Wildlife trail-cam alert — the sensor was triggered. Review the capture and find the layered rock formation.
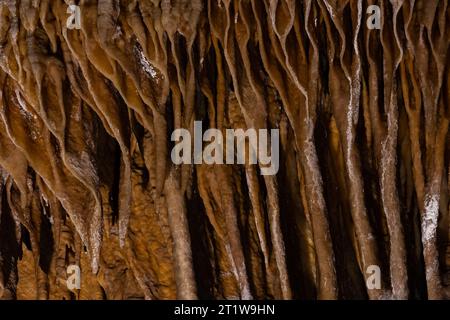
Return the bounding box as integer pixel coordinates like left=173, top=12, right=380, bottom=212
left=0, top=0, right=448, bottom=299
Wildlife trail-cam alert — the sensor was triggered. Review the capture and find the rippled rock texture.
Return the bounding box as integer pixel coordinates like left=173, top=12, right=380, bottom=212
left=0, top=0, right=449, bottom=300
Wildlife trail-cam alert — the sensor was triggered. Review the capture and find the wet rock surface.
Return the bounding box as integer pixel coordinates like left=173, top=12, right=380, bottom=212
left=0, top=0, right=448, bottom=300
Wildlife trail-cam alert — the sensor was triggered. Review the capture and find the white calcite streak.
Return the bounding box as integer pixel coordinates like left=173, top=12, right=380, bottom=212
left=422, top=194, right=439, bottom=245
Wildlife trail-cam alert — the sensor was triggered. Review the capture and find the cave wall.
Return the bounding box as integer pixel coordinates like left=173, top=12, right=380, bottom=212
left=0, top=0, right=449, bottom=300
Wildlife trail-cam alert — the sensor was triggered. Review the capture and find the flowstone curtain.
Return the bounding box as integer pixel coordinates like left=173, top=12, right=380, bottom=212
left=0, top=0, right=448, bottom=300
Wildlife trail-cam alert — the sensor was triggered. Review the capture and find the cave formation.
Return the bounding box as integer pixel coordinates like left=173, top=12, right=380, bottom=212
left=0, top=0, right=448, bottom=300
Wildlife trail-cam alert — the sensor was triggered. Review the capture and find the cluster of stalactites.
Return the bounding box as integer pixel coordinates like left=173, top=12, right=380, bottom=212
left=0, top=0, right=449, bottom=300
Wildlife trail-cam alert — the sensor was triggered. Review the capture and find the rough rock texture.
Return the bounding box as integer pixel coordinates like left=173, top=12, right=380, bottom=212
left=0, top=0, right=448, bottom=300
